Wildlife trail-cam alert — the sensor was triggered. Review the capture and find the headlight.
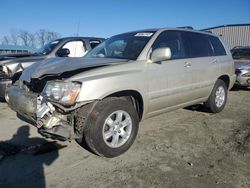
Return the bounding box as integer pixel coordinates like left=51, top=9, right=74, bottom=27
left=242, top=72, right=250, bottom=77
left=43, top=81, right=82, bottom=105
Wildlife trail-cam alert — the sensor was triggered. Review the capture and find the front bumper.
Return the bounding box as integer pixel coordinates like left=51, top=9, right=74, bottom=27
left=0, top=79, right=12, bottom=99
left=235, top=74, right=250, bottom=87
left=6, top=85, right=77, bottom=141
left=6, top=86, right=38, bottom=119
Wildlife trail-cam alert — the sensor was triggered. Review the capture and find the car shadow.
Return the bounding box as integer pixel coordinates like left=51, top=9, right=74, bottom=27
left=184, top=104, right=211, bottom=113
left=75, top=137, right=98, bottom=157
left=230, top=85, right=250, bottom=92
left=0, top=125, right=66, bottom=188
left=0, top=97, right=5, bottom=103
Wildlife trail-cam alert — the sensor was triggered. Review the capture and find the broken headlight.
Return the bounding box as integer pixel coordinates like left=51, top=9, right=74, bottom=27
left=42, top=81, right=82, bottom=105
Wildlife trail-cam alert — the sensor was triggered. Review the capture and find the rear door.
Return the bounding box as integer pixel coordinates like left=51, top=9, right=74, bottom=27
left=183, top=32, right=220, bottom=99
left=147, top=30, right=193, bottom=114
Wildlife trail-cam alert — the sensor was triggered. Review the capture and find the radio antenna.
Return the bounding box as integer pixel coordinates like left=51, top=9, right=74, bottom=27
left=76, top=17, right=80, bottom=37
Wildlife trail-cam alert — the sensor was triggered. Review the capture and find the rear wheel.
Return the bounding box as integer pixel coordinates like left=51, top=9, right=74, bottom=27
left=205, top=79, right=228, bottom=113
left=80, top=97, right=139, bottom=157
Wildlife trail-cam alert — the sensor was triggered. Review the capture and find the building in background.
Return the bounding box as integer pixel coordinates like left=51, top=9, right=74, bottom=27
left=203, top=24, right=250, bottom=50
left=0, top=45, right=35, bottom=54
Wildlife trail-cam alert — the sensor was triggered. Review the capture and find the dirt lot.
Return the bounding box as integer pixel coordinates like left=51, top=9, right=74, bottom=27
left=0, top=88, right=249, bottom=188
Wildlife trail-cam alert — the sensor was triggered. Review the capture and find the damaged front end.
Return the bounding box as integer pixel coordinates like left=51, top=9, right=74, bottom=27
left=6, top=79, right=91, bottom=141
left=36, top=96, right=76, bottom=141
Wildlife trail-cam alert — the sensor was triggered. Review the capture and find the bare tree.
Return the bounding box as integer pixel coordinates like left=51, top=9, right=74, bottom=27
left=1, top=36, right=10, bottom=45
left=28, top=33, right=37, bottom=48
left=1, top=29, right=61, bottom=48
left=36, top=29, right=47, bottom=47
left=18, top=30, right=30, bottom=46
left=36, top=29, right=60, bottom=47
left=10, top=29, right=18, bottom=45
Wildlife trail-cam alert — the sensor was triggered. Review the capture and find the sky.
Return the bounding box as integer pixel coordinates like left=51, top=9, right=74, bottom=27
left=0, top=0, right=250, bottom=39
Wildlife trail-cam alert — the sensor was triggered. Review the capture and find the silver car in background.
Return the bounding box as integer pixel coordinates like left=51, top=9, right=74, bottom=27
left=231, top=46, right=250, bottom=87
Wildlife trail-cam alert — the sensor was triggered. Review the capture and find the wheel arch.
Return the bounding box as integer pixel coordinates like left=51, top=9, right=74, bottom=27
left=105, top=90, right=144, bottom=121
left=218, top=75, right=230, bottom=89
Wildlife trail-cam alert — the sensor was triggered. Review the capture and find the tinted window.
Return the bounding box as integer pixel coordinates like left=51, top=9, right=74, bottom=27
left=232, top=48, right=250, bottom=59
left=209, top=36, right=227, bottom=56
left=152, top=31, right=186, bottom=59
left=184, top=32, right=213, bottom=58
left=90, top=40, right=101, bottom=49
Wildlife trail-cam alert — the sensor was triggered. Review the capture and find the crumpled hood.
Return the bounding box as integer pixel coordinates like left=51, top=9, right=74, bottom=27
left=234, top=60, right=250, bottom=70
left=20, top=57, right=129, bottom=82
left=0, top=53, right=34, bottom=61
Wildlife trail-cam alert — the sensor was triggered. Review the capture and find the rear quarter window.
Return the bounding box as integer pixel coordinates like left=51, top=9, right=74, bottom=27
left=183, top=32, right=213, bottom=58
left=209, top=36, right=227, bottom=56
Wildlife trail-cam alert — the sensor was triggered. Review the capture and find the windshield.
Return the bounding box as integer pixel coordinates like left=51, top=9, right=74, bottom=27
left=232, top=48, right=250, bottom=59
left=35, top=40, right=60, bottom=55
left=85, top=31, right=155, bottom=60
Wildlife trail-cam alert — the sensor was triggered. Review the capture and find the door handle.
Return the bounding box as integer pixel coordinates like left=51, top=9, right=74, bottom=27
left=212, top=59, right=217, bottom=63
left=184, top=62, right=191, bottom=67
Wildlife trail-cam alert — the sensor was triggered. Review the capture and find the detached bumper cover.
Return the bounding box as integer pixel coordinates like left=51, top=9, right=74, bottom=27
left=6, top=86, right=38, bottom=117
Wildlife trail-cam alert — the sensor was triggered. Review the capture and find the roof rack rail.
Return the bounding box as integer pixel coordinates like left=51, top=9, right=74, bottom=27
left=177, top=26, right=194, bottom=30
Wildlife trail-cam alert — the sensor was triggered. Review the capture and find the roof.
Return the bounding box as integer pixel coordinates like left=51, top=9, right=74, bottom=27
left=202, top=23, right=250, bottom=31
left=117, top=27, right=216, bottom=37
left=56, top=36, right=105, bottom=41
left=0, top=45, right=36, bottom=52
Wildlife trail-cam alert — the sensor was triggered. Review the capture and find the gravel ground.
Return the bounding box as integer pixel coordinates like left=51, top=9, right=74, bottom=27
left=0, top=88, right=249, bottom=188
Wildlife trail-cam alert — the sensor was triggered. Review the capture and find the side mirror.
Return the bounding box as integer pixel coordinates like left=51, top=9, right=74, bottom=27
left=151, top=47, right=171, bottom=63
left=57, top=48, right=70, bottom=57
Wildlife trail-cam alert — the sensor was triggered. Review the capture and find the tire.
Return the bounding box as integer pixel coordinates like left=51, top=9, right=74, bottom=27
left=205, top=79, right=228, bottom=113
left=80, top=97, right=139, bottom=158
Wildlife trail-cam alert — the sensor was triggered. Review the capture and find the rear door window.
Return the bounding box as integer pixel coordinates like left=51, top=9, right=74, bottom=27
left=152, top=31, right=187, bottom=60
left=209, top=36, right=227, bottom=56
left=183, top=32, right=213, bottom=58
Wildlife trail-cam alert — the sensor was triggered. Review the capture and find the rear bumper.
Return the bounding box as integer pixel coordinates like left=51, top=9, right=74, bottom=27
left=0, top=79, right=12, bottom=99
left=5, top=86, right=38, bottom=118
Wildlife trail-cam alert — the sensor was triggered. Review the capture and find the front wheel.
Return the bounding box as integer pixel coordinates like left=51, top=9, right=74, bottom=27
left=82, top=97, right=139, bottom=157
left=205, top=79, right=228, bottom=113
